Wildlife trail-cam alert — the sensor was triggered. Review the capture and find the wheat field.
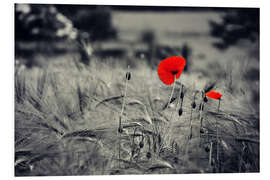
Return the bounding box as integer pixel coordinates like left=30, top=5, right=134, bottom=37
left=14, top=49, right=259, bottom=175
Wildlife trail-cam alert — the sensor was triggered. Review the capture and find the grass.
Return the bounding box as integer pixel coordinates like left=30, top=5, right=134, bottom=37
left=14, top=50, right=259, bottom=176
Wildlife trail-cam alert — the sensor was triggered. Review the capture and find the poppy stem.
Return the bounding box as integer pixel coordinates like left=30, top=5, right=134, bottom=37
left=199, top=103, right=204, bottom=147
left=218, top=99, right=221, bottom=112
left=120, top=66, right=129, bottom=127
left=185, top=106, right=193, bottom=157
left=199, top=91, right=206, bottom=147
left=176, top=83, right=183, bottom=108
left=216, top=99, right=221, bottom=172
left=165, top=75, right=176, bottom=110
left=209, top=141, right=213, bottom=166
left=118, top=65, right=130, bottom=168
left=118, top=136, right=121, bottom=168
left=157, top=76, right=178, bottom=154
left=189, top=91, right=197, bottom=139
left=216, top=117, right=219, bottom=172
left=189, top=107, right=193, bottom=139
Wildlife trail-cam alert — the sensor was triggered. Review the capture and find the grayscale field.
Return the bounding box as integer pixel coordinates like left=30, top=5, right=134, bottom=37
left=15, top=4, right=259, bottom=176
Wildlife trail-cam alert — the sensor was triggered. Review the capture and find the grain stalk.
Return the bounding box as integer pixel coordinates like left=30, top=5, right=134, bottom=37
left=136, top=131, right=144, bottom=163
left=130, top=127, right=138, bottom=162
left=238, top=141, right=247, bottom=172
left=37, top=70, right=47, bottom=99
left=15, top=69, right=26, bottom=104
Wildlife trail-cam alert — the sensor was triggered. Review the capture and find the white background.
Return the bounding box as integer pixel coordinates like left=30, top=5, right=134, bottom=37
left=0, top=0, right=268, bottom=179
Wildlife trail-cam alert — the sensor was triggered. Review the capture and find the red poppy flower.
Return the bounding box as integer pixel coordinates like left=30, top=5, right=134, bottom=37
left=157, top=56, right=186, bottom=85
left=205, top=90, right=222, bottom=100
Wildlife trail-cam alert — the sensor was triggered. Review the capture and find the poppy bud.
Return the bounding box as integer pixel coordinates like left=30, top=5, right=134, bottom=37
left=126, top=72, right=131, bottom=80
left=139, top=141, right=144, bottom=148
left=178, top=108, right=183, bottom=116
left=192, top=102, right=196, bottom=109
left=118, top=127, right=123, bottom=133
left=188, top=133, right=192, bottom=140
left=200, top=128, right=204, bottom=134
left=180, top=92, right=184, bottom=99
left=153, top=142, right=157, bottom=152
left=158, top=134, right=162, bottom=144
left=146, top=152, right=151, bottom=159
left=174, top=157, right=178, bottom=163
left=131, top=149, right=135, bottom=156
left=205, top=146, right=210, bottom=152
left=110, top=169, right=120, bottom=175
left=199, top=103, right=204, bottom=111
left=203, top=96, right=208, bottom=102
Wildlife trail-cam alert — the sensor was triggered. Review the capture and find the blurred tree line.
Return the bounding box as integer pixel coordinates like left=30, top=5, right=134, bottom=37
left=209, top=8, right=259, bottom=50
left=16, top=5, right=259, bottom=48
left=15, top=4, right=117, bottom=42
left=55, top=5, right=117, bottom=42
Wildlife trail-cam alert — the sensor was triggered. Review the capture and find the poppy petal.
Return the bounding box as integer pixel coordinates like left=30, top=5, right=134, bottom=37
left=157, top=56, right=186, bottom=85
left=158, top=69, right=175, bottom=85
left=205, top=90, right=222, bottom=100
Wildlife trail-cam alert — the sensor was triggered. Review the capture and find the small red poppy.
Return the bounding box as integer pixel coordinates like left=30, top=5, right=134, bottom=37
left=157, top=56, right=186, bottom=85
left=205, top=90, right=222, bottom=100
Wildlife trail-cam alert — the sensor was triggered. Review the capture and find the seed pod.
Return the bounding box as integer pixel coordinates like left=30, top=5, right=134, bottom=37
left=192, top=102, right=196, bottom=109
left=110, top=169, right=121, bottom=175
left=203, top=96, right=208, bottom=102
left=200, top=128, right=204, bottom=134
left=126, top=72, right=131, bottom=80
left=180, top=92, right=184, bottom=99
left=205, top=146, right=210, bottom=152
left=189, top=133, right=192, bottom=140
left=178, top=108, right=183, bottom=116
left=118, top=127, right=123, bottom=133
left=153, top=141, right=157, bottom=153
left=146, top=152, right=151, bottom=159
left=199, top=103, right=204, bottom=111
left=131, top=148, right=135, bottom=157
left=139, top=141, right=144, bottom=148
left=158, top=134, right=162, bottom=145
left=174, top=157, right=178, bottom=164
left=188, top=129, right=193, bottom=140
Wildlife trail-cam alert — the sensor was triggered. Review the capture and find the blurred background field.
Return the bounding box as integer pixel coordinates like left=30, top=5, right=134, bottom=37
left=14, top=4, right=259, bottom=176
left=15, top=5, right=259, bottom=91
